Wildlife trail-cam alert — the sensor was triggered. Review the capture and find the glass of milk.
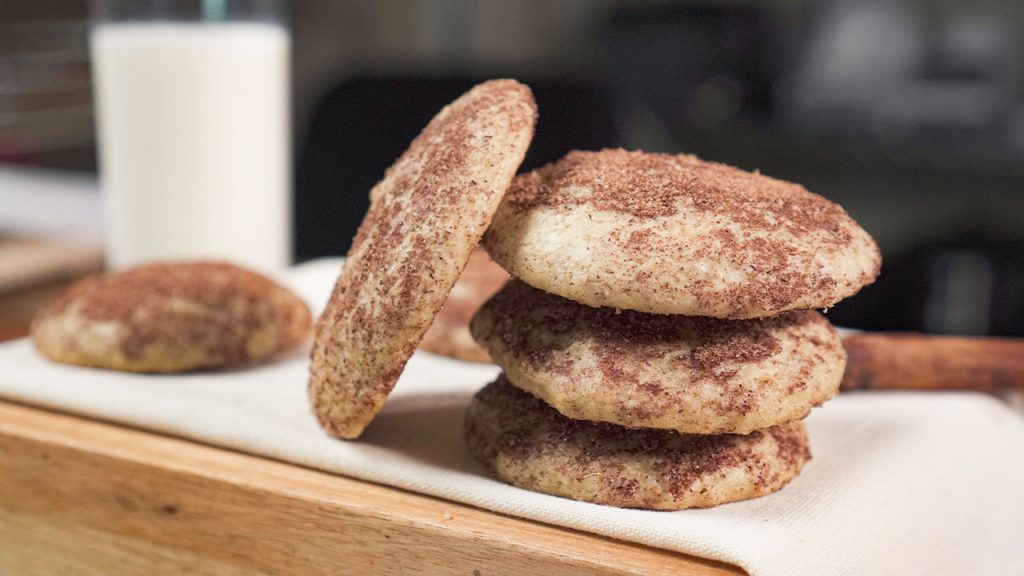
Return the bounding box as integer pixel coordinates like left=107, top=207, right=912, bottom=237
left=91, top=0, right=290, bottom=271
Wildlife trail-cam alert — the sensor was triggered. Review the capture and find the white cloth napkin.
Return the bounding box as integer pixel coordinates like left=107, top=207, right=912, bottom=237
left=1, top=258, right=1022, bottom=576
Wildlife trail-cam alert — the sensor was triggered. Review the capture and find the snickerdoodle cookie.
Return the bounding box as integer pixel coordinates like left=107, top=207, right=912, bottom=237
left=471, top=280, right=844, bottom=434
left=483, top=149, right=880, bottom=319
left=419, top=247, right=509, bottom=363
left=465, top=377, right=811, bottom=510
left=310, top=79, right=536, bottom=439
left=31, top=261, right=311, bottom=373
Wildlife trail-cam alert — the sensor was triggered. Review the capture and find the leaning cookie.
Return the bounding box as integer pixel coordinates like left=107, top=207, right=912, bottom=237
left=419, top=248, right=509, bottom=363
left=309, top=79, right=536, bottom=439
left=31, top=261, right=312, bottom=373
left=471, top=280, right=844, bottom=435
left=465, top=377, right=811, bottom=510
left=484, top=149, right=881, bottom=319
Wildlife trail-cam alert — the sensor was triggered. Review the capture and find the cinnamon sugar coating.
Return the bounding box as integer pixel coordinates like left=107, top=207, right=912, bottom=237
left=465, top=377, right=811, bottom=510
left=419, top=247, right=509, bottom=363
left=31, top=261, right=311, bottom=373
left=483, top=149, right=881, bottom=318
left=309, top=79, right=536, bottom=439
left=471, top=280, right=844, bottom=434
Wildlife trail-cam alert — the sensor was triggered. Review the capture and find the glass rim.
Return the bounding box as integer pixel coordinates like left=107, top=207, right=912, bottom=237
left=89, top=0, right=287, bottom=24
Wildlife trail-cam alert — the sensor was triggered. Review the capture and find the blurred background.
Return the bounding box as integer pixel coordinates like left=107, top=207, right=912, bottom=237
left=2, top=0, right=1023, bottom=337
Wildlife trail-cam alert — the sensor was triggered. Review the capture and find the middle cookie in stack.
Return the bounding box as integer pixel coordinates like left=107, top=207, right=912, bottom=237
left=465, top=149, right=881, bottom=510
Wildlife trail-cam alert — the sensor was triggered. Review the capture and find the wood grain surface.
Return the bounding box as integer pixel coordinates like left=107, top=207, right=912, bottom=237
left=0, top=400, right=743, bottom=576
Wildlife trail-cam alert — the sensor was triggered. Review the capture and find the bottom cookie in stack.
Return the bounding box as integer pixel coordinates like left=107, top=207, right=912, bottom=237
left=465, top=280, right=845, bottom=510
left=466, top=377, right=811, bottom=510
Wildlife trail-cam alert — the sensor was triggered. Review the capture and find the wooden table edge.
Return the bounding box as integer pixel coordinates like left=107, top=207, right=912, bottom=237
left=0, top=399, right=744, bottom=576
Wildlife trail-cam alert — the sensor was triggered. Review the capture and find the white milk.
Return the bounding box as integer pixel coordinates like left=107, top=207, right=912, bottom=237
left=91, top=23, right=290, bottom=271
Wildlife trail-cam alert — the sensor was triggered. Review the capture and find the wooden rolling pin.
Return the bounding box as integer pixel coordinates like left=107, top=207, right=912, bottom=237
left=841, top=333, right=1024, bottom=392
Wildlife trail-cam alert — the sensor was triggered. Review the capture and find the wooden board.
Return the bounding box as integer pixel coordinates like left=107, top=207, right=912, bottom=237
left=0, top=400, right=744, bottom=576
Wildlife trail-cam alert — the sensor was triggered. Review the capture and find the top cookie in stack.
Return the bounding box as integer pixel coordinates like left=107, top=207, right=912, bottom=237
left=484, top=149, right=879, bottom=319
left=465, top=148, right=880, bottom=510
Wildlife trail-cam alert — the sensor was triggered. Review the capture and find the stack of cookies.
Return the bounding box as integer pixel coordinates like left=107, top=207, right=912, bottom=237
left=464, top=149, right=881, bottom=510
left=307, top=80, right=879, bottom=511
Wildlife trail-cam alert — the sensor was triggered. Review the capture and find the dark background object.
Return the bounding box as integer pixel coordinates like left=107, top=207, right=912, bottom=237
left=295, top=77, right=618, bottom=257
left=831, top=236, right=1024, bottom=337
left=606, top=4, right=777, bottom=135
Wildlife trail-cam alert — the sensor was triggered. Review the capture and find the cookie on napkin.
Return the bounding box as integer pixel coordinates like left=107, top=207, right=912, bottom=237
left=419, top=247, right=509, bottom=363
left=309, top=79, right=536, bottom=439
left=31, top=261, right=312, bottom=373
left=466, top=376, right=811, bottom=510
